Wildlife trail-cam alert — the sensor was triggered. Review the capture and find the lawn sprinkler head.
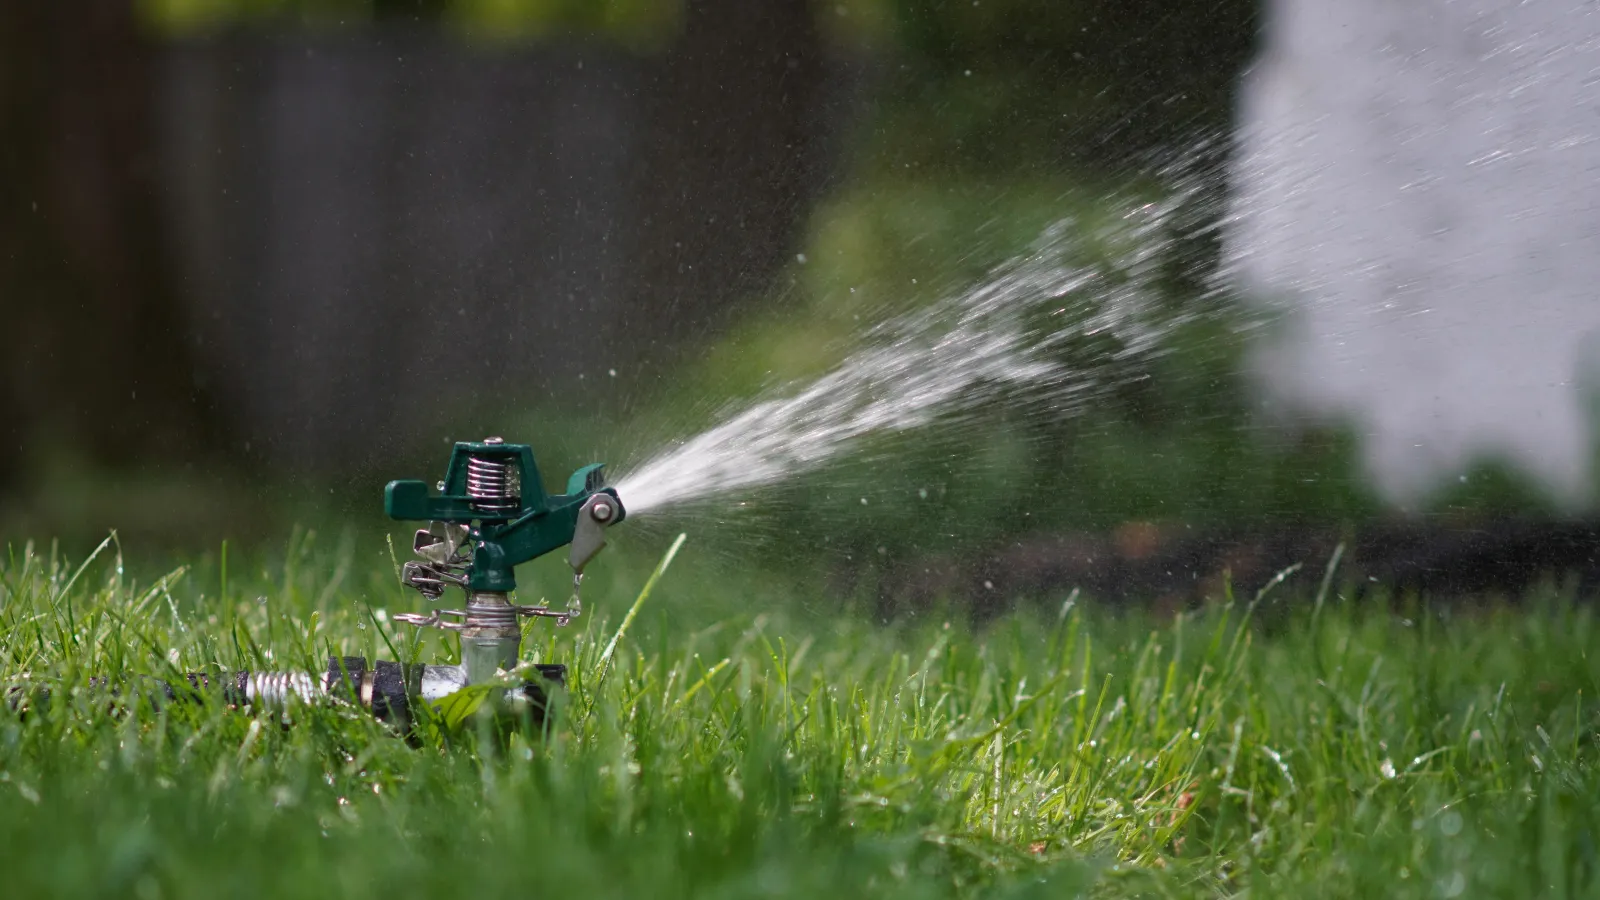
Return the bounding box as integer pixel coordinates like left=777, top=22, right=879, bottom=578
left=12, top=437, right=627, bottom=737
left=383, top=436, right=626, bottom=683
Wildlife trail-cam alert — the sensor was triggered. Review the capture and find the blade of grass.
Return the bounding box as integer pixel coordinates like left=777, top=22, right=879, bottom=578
left=596, top=533, right=687, bottom=687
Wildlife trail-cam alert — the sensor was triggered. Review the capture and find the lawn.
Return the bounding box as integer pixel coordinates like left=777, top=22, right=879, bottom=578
left=1, top=530, right=1597, bottom=899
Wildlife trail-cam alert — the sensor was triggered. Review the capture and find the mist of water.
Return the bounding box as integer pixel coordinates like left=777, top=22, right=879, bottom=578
left=614, top=180, right=1216, bottom=517
left=1227, top=0, right=1600, bottom=503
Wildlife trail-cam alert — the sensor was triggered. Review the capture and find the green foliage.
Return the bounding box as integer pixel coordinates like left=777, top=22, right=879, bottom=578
left=4, top=536, right=1600, bottom=897
left=138, top=0, right=682, bottom=45
left=844, top=0, right=1255, bottom=175
left=443, top=0, right=681, bottom=47
left=140, top=0, right=375, bottom=32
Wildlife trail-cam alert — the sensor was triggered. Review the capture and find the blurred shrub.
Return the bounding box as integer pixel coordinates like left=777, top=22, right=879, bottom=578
left=139, top=0, right=682, bottom=46
left=840, top=0, right=1255, bottom=175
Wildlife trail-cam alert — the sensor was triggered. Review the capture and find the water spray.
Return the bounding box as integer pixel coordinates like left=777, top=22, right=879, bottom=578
left=14, top=437, right=626, bottom=734
left=614, top=198, right=1198, bottom=518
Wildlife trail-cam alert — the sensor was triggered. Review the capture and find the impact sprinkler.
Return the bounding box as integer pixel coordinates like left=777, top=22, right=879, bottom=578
left=374, top=436, right=626, bottom=706
left=13, top=437, right=626, bottom=734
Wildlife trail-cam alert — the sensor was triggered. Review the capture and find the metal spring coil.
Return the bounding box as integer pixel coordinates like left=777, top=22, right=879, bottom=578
left=245, top=671, right=322, bottom=706
left=465, top=454, right=519, bottom=515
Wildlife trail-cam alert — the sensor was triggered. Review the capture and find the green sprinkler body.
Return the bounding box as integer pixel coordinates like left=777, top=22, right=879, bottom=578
left=384, top=437, right=624, bottom=595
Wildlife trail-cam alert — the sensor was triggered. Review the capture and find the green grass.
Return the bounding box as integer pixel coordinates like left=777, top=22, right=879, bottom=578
left=2, top=531, right=1599, bottom=899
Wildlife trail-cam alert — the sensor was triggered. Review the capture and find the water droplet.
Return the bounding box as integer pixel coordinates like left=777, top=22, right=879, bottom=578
left=1440, top=810, right=1463, bottom=836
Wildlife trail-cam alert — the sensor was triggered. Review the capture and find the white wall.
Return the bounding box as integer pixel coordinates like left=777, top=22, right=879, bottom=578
left=1228, top=0, right=1600, bottom=505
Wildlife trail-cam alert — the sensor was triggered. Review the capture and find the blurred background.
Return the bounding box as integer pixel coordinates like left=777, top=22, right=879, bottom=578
left=6, top=0, right=1600, bottom=604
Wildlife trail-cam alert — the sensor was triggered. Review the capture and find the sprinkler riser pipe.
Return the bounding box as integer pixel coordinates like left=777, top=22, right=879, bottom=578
left=457, top=591, right=523, bottom=684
